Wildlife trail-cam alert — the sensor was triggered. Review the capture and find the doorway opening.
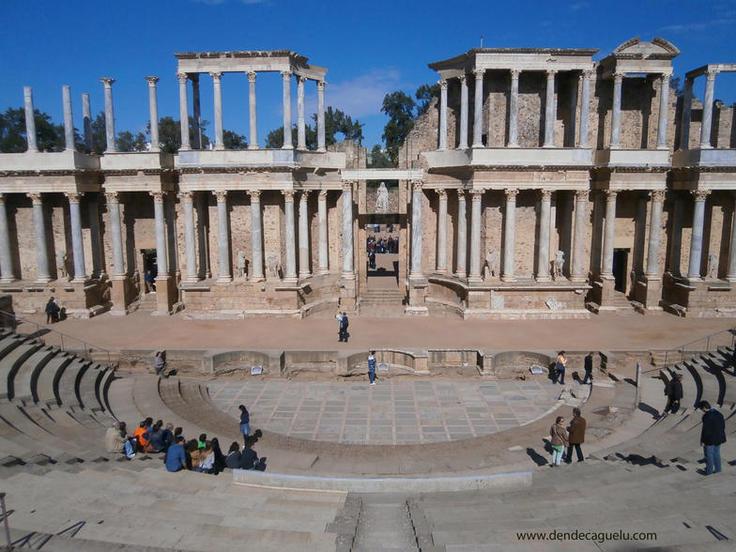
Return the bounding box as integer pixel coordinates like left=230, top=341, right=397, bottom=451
left=612, top=248, right=629, bottom=293
left=365, top=219, right=399, bottom=289
left=141, top=249, right=157, bottom=293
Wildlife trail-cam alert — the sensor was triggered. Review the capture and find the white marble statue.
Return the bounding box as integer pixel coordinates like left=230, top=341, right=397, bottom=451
left=266, top=255, right=282, bottom=279
left=236, top=250, right=247, bottom=279
left=375, top=182, right=389, bottom=213
left=553, top=250, right=565, bottom=280
left=707, top=253, right=718, bottom=279
left=56, top=251, right=68, bottom=280
left=484, top=249, right=499, bottom=279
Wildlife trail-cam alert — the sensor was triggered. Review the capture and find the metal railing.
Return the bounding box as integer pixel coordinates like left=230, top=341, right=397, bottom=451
left=0, top=309, right=115, bottom=366
left=652, top=327, right=736, bottom=372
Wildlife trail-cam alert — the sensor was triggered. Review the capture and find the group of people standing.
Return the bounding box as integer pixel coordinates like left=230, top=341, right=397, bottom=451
left=548, top=407, right=587, bottom=466
left=551, top=351, right=595, bottom=385
left=44, top=296, right=62, bottom=324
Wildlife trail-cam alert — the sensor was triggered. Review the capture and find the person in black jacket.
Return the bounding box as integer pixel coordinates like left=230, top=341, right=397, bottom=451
left=339, top=312, right=349, bottom=343
left=699, top=400, right=726, bottom=475
left=582, top=352, right=594, bottom=384
left=666, top=374, right=684, bottom=414
left=225, top=441, right=242, bottom=470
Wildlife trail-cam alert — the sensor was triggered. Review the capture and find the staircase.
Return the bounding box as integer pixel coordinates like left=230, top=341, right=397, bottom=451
left=133, top=292, right=156, bottom=314
left=358, top=288, right=405, bottom=317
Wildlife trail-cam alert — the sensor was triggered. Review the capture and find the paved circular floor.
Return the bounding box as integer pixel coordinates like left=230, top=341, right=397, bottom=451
left=207, top=377, right=568, bottom=445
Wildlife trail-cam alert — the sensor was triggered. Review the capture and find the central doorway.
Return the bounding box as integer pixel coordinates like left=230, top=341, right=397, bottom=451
left=365, top=219, right=400, bottom=289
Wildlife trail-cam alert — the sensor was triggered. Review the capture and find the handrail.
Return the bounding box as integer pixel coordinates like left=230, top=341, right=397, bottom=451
left=0, top=309, right=115, bottom=367
left=656, top=326, right=736, bottom=372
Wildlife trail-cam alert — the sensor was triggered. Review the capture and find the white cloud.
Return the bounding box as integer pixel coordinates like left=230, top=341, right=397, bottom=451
left=659, top=18, right=736, bottom=34
left=323, top=68, right=404, bottom=119
left=569, top=1, right=589, bottom=11
left=191, top=0, right=269, bottom=5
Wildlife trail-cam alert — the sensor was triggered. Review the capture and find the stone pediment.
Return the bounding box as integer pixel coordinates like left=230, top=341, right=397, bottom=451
left=611, top=37, right=679, bottom=60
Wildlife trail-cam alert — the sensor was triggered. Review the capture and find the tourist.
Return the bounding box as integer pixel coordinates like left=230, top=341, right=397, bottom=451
left=45, top=296, right=60, bottom=324
left=335, top=311, right=344, bottom=340
left=164, top=436, right=187, bottom=472
left=582, top=352, right=594, bottom=384
left=161, top=423, right=174, bottom=451
left=699, top=400, right=726, bottom=475
left=368, top=350, right=377, bottom=385
left=144, top=270, right=156, bottom=293
left=194, top=443, right=215, bottom=474
left=174, top=426, right=184, bottom=442
left=210, top=437, right=226, bottom=474
left=554, top=351, right=567, bottom=385
left=133, top=420, right=150, bottom=452
left=153, top=351, right=166, bottom=377
left=665, top=373, right=684, bottom=414
left=239, top=440, right=265, bottom=471
left=225, top=441, right=242, bottom=469
left=185, top=439, right=198, bottom=471
left=197, top=433, right=207, bottom=450
left=147, top=420, right=166, bottom=453
left=549, top=416, right=568, bottom=467
left=339, top=312, right=349, bottom=343
left=105, top=421, right=127, bottom=454
left=239, top=404, right=250, bottom=445
left=565, top=407, right=586, bottom=463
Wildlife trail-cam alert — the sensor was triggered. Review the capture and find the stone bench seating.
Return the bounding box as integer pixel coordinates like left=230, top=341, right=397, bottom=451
left=0, top=337, right=43, bottom=399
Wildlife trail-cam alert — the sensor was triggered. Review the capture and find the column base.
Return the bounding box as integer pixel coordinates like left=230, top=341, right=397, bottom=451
left=248, top=145, right=260, bottom=150
left=455, top=271, right=467, bottom=279
left=637, top=276, right=663, bottom=310
left=535, top=275, right=551, bottom=283
left=298, top=272, right=311, bottom=279
left=216, top=276, right=233, bottom=285
left=110, top=277, right=131, bottom=315
left=0, top=278, right=16, bottom=284
left=570, top=274, right=587, bottom=283
left=71, top=277, right=88, bottom=284
left=154, top=275, right=175, bottom=316
left=249, top=275, right=265, bottom=283
left=468, top=275, right=483, bottom=284
left=318, top=268, right=330, bottom=275
left=282, top=277, right=298, bottom=286
left=35, top=278, right=52, bottom=284
left=282, top=145, right=294, bottom=150
left=214, top=145, right=225, bottom=151
left=507, top=142, right=520, bottom=148
left=317, top=147, right=326, bottom=153
left=501, top=275, right=516, bottom=283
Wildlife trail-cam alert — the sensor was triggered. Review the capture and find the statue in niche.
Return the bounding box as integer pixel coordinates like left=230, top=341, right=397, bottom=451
left=266, top=255, right=282, bottom=279
left=375, top=182, right=390, bottom=214
left=707, top=253, right=718, bottom=280
left=484, top=249, right=499, bottom=279
left=553, top=250, right=565, bottom=280
left=236, top=250, right=247, bottom=279
left=56, top=251, right=68, bottom=280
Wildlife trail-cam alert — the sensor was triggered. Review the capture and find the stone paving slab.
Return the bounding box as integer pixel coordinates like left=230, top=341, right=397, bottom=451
left=208, top=378, right=562, bottom=445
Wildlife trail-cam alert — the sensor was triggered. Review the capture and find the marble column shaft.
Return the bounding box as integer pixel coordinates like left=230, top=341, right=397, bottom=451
left=436, top=189, right=448, bottom=272
left=82, top=93, right=93, bottom=152
left=610, top=73, right=623, bottom=148
left=23, top=86, right=38, bottom=152
left=248, top=72, right=258, bottom=149
left=318, top=190, right=329, bottom=274
left=101, top=78, right=116, bottom=153
left=284, top=191, right=297, bottom=279
left=29, top=194, right=50, bottom=282
left=700, top=71, right=718, bottom=148
left=177, top=74, right=191, bottom=151
left=410, top=182, right=424, bottom=277
left=191, top=75, right=202, bottom=150
left=680, top=78, right=693, bottom=150
left=472, top=70, right=484, bottom=147
left=579, top=71, right=591, bottom=148
left=502, top=189, right=518, bottom=281
left=62, top=85, right=75, bottom=151
left=146, top=76, right=160, bottom=151
left=67, top=193, right=87, bottom=281
left=456, top=190, right=467, bottom=277
left=0, top=195, right=15, bottom=282
left=537, top=190, right=552, bottom=281
left=727, top=194, right=736, bottom=281
left=656, top=74, right=670, bottom=149
left=508, top=70, right=520, bottom=147
left=249, top=191, right=264, bottom=281
left=601, top=191, right=617, bottom=277
left=215, top=191, right=231, bottom=282
left=107, top=193, right=125, bottom=277
left=317, top=80, right=326, bottom=152
left=341, top=183, right=354, bottom=277
left=298, top=191, right=310, bottom=278
left=438, top=80, right=448, bottom=150
left=543, top=70, right=556, bottom=147
left=152, top=192, right=169, bottom=277
left=645, top=191, right=665, bottom=277
left=571, top=191, right=589, bottom=281
left=181, top=192, right=197, bottom=282
left=688, top=191, right=708, bottom=279
left=297, top=77, right=306, bottom=150
left=469, top=190, right=483, bottom=281
left=211, top=72, right=224, bottom=150
left=458, top=75, right=469, bottom=149
left=282, top=72, right=293, bottom=149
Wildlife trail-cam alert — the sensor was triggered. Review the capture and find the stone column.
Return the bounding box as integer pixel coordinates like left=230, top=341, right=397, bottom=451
left=610, top=72, right=624, bottom=148
left=248, top=72, right=258, bottom=149
left=23, top=86, right=38, bottom=152
left=688, top=190, right=709, bottom=280
left=297, top=76, right=306, bottom=150
left=579, top=71, right=591, bottom=148
left=668, top=195, right=683, bottom=275
left=101, top=77, right=116, bottom=153
left=410, top=181, right=424, bottom=277
left=62, top=85, right=75, bottom=151
left=469, top=189, right=483, bottom=282
left=66, top=193, right=87, bottom=282
left=189, top=75, right=201, bottom=149
left=106, top=193, right=125, bottom=277
left=656, top=73, right=670, bottom=149
left=214, top=191, right=231, bottom=283
left=472, top=69, right=485, bottom=148
left=438, top=79, right=448, bottom=150
left=177, top=73, right=191, bottom=151
left=543, top=70, right=557, bottom=147
left=181, top=192, right=197, bottom=282
left=679, top=78, right=693, bottom=150
left=28, top=193, right=50, bottom=283
left=298, top=190, right=310, bottom=278
left=341, top=182, right=354, bottom=277
left=508, top=69, right=520, bottom=147
left=456, top=190, right=467, bottom=277
left=601, top=190, right=618, bottom=277
left=282, top=71, right=293, bottom=149
left=318, top=190, right=329, bottom=274
left=700, top=70, right=718, bottom=149
left=537, top=190, right=552, bottom=281
left=151, top=192, right=169, bottom=278
left=211, top=72, right=224, bottom=150
left=645, top=190, right=665, bottom=277
left=145, top=76, right=160, bottom=151
left=727, top=194, right=736, bottom=282
left=82, top=93, right=93, bottom=152
left=502, top=189, right=518, bottom=281
left=283, top=191, right=297, bottom=280
left=248, top=190, right=264, bottom=281
left=436, top=189, right=448, bottom=273
left=571, top=190, right=589, bottom=282
left=317, top=80, right=326, bottom=152
left=0, top=195, right=15, bottom=282
left=459, top=75, right=469, bottom=149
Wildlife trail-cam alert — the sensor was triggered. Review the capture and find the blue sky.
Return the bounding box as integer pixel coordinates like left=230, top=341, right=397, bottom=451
left=1, top=0, right=735, bottom=148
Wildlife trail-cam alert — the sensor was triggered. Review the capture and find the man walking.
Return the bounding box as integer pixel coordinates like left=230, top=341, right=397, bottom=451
left=339, top=312, right=349, bottom=343
left=45, top=296, right=60, bottom=324
left=699, top=400, right=726, bottom=475
left=565, top=407, right=586, bottom=463
left=368, top=350, right=377, bottom=385
left=582, top=352, right=594, bottom=384
left=666, top=373, right=684, bottom=414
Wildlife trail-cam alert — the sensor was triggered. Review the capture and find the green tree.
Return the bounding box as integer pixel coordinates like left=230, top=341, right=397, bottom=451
left=223, top=129, right=247, bottom=150
left=0, top=107, right=65, bottom=153
left=367, top=145, right=393, bottom=168
left=381, top=91, right=416, bottom=165
left=265, top=107, right=364, bottom=149
left=415, top=83, right=440, bottom=114
left=116, top=130, right=147, bottom=152
left=152, top=116, right=210, bottom=154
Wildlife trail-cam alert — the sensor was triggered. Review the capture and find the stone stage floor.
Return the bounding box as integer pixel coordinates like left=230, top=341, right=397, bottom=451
left=207, top=377, right=571, bottom=445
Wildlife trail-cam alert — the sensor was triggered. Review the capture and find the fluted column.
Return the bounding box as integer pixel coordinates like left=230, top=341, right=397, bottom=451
left=571, top=190, right=589, bottom=282
left=318, top=190, right=329, bottom=274
left=106, top=193, right=125, bottom=277
left=679, top=78, right=693, bottom=150
left=688, top=190, right=709, bottom=280
left=508, top=69, right=520, bottom=147
left=502, top=189, right=518, bottom=281
left=211, top=72, right=224, bottom=150
left=214, top=191, right=231, bottom=283
left=727, top=193, right=736, bottom=282
left=297, top=76, right=306, bottom=150
left=145, top=76, right=160, bottom=151
left=700, top=70, right=718, bottom=149
left=601, top=190, right=618, bottom=277
left=28, top=193, right=50, bottom=283
left=645, top=190, right=665, bottom=277
left=101, top=77, right=116, bottom=153
left=248, top=190, right=264, bottom=281
left=317, top=80, right=326, bottom=152
left=281, top=71, right=292, bottom=149
left=469, top=189, right=483, bottom=282
left=436, top=189, right=448, bottom=273
left=341, top=182, right=354, bottom=277
left=298, top=190, right=310, bottom=278
left=656, top=74, right=670, bottom=150
left=181, top=192, right=197, bottom=282
left=248, top=72, right=258, bottom=149
left=151, top=192, right=169, bottom=278
left=66, top=193, right=87, bottom=282
left=459, top=75, right=469, bottom=149
left=536, top=190, right=552, bottom=281
left=82, top=93, right=92, bottom=152
left=23, top=87, right=38, bottom=152
left=283, top=191, right=297, bottom=280
left=543, top=70, right=557, bottom=147
left=579, top=71, right=591, bottom=148
left=0, top=195, right=15, bottom=282
left=177, top=73, right=191, bottom=151
left=456, top=190, right=467, bottom=277
left=610, top=72, right=623, bottom=148
left=190, top=75, right=202, bottom=149
left=472, top=69, right=485, bottom=148
left=438, top=79, right=448, bottom=150
left=62, top=85, right=75, bottom=151
left=410, top=181, right=424, bottom=277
